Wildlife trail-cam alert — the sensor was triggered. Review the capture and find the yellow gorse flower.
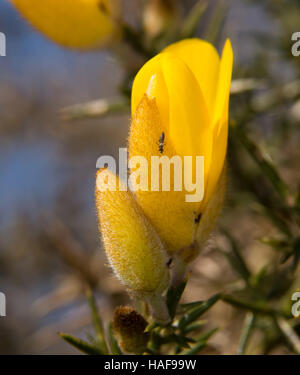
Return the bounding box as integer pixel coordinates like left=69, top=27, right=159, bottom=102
left=95, top=38, right=232, bottom=317
left=11, top=0, right=121, bottom=49
left=129, top=38, right=233, bottom=256
left=95, top=169, right=170, bottom=303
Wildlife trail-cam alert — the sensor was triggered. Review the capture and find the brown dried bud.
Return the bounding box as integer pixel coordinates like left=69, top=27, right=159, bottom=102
left=113, top=306, right=150, bottom=354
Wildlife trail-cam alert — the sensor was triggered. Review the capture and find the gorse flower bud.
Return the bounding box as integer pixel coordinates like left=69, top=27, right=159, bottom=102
left=129, top=38, right=233, bottom=258
left=113, top=306, right=149, bottom=354
left=129, top=95, right=197, bottom=253
left=95, top=168, right=170, bottom=302
left=11, top=0, right=121, bottom=49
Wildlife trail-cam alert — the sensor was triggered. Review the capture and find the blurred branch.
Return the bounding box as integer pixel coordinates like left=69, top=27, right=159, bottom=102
left=43, top=215, right=99, bottom=287
left=275, top=317, right=300, bottom=354
left=60, top=97, right=129, bottom=121
left=122, top=23, right=153, bottom=58
left=230, top=79, right=265, bottom=95
left=290, top=98, right=300, bottom=122
left=218, top=229, right=252, bottom=284
left=31, top=277, right=82, bottom=317
left=252, top=80, right=300, bottom=112
left=234, top=126, right=289, bottom=201
left=204, top=0, right=228, bottom=45
left=179, top=1, right=207, bottom=39
left=229, top=128, right=293, bottom=236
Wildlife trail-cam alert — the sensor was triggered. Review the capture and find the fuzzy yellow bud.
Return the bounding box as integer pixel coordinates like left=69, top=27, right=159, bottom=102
left=113, top=306, right=149, bottom=354
left=130, top=38, right=233, bottom=258
left=10, top=0, right=121, bottom=49
left=129, top=95, right=196, bottom=253
left=95, top=168, right=170, bottom=318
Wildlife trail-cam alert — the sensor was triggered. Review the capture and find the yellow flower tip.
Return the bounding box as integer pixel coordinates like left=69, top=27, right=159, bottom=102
left=146, top=74, right=158, bottom=99
left=213, top=38, right=233, bottom=127
left=95, top=168, right=170, bottom=299
left=224, top=38, right=233, bottom=59
left=11, top=0, right=122, bottom=49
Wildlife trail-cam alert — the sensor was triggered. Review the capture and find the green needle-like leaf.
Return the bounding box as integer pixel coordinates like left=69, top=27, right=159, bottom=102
left=87, top=289, right=109, bottom=354
left=178, top=294, right=220, bottom=329
left=183, top=321, right=206, bottom=334
left=167, top=278, right=188, bottom=320
left=107, top=322, right=123, bottom=355
left=181, top=341, right=206, bottom=355
left=237, top=313, right=255, bottom=355
left=180, top=301, right=205, bottom=311
left=196, top=328, right=218, bottom=342
left=180, top=328, right=218, bottom=355
left=59, top=333, right=104, bottom=355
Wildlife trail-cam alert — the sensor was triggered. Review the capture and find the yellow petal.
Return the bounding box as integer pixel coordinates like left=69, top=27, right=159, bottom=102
left=129, top=95, right=199, bottom=253
left=11, top=0, right=121, bottom=49
left=203, top=117, right=228, bottom=206
left=203, top=39, right=232, bottom=205
left=132, top=52, right=211, bottom=161
left=95, top=168, right=169, bottom=297
left=161, top=53, right=211, bottom=159
left=213, top=39, right=233, bottom=127
left=163, top=38, right=220, bottom=114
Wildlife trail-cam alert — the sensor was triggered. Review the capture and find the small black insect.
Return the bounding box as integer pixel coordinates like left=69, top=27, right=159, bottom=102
left=158, top=132, right=165, bottom=154
left=194, top=213, right=202, bottom=224
left=166, top=258, right=173, bottom=268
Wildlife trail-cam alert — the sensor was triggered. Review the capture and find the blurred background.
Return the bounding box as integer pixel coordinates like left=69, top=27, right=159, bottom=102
left=0, top=0, right=299, bottom=354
